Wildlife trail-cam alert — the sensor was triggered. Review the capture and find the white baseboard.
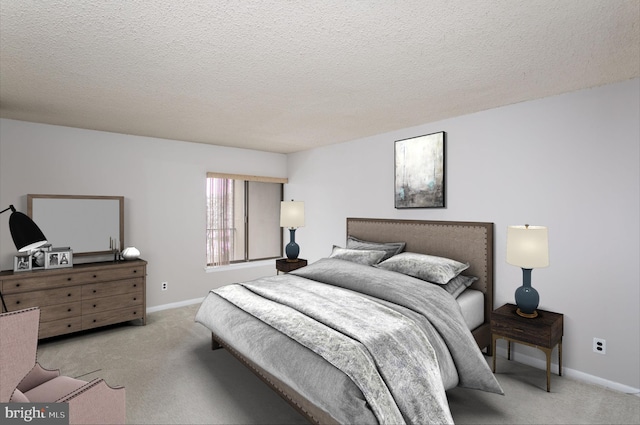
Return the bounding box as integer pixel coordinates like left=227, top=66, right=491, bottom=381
left=146, top=297, right=204, bottom=314
left=496, top=346, right=640, bottom=396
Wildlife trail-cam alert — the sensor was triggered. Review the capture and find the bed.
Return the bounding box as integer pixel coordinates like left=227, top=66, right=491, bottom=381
left=195, top=218, right=502, bottom=424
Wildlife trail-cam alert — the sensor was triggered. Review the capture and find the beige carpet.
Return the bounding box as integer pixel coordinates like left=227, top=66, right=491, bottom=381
left=35, top=304, right=640, bottom=424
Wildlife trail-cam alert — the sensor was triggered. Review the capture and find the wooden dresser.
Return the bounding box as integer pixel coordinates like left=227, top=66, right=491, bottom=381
left=0, top=259, right=146, bottom=339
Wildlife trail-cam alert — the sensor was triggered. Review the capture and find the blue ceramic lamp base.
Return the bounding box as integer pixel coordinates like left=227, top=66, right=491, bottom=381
left=285, top=228, right=300, bottom=262
left=515, top=268, right=539, bottom=318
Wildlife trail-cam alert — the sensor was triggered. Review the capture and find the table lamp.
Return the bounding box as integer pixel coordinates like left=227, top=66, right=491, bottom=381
left=280, top=200, right=304, bottom=261
left=1, top=205, right=49, bottom=311
left=506, top=224, right=549, bottom=318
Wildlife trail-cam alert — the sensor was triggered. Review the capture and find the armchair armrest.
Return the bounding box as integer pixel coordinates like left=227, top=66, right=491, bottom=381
left=16, top=363, right=60, bottom=393
left=58, top=379, right=126, bottom=425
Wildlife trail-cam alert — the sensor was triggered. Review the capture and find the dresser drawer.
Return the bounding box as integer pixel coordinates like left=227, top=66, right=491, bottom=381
left=70, top=266, right=145, bottom=286
left=39, top=316, right=83, bottom=339
left=82, top=278, right=144, bottom=299
left=82, top=306, right=144, bottom=330
left=1, top=265, right=145, bottom=293
left=3, top=286, right=82, bottom=310
left=40, top=301, right=82, bottom=322
left=2, top=272, right=78, bottom=293
left=82, top=290, right=143, bottom=314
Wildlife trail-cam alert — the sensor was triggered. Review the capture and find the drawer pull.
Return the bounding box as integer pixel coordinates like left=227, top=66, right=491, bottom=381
left=67, top=324, right=71, bottom=328
left=93, top=289, right=97, bottom=293
left=133, top=284, right=137, bottom=287
left=16, top=300, right=20, bottom=304
left=67, top=277, right=72, bottom=281
left=93, top=319, right=97, bottom=323
left=133, top=297, right=137, bottom=301
left=93, top=304, right=97, bottom=308
left=133, top=270, right=137, bottom=274
left=68, top=293, right=72, bottom=297
left=67, top=308, right=71, bottom=312
left=15, top=283, right=20, bottom=288
left=133, top=311, right=137, bottom=315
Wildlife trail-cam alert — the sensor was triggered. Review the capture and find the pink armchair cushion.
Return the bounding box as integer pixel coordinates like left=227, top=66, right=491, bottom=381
left=24, top=376, right=87, bottom=403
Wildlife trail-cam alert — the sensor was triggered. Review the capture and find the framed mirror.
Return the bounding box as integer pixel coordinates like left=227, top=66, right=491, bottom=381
left=28, top=194, right=124, bottom=257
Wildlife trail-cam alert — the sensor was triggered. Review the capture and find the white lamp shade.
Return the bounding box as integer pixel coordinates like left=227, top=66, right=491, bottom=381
left=280, top=201, right=305, bottom=228
left=506, top=225, right=549, bottom=268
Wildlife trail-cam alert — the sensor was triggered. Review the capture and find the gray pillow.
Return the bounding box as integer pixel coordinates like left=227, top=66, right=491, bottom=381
left=329, top=246, right=386, bottom=266
left=346, top=236, right=406, bottom=261
left=442, top=274, right=478, bottom=298
left=376, top=252, right=469, bottom=284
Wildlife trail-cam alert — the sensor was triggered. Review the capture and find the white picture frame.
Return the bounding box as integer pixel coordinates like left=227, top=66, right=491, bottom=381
left=45, top=249, right=73, bottom=269
left=13, top=253, right=32, bottom=272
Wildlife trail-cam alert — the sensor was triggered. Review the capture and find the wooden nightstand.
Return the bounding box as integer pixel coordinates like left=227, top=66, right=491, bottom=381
left=275, top=258, right=307, bottom=274
left=491, top=303, right=563, bottom=392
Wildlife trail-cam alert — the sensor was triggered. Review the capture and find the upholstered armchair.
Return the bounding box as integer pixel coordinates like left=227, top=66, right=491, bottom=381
left=0, top=307, right=125, bottom=424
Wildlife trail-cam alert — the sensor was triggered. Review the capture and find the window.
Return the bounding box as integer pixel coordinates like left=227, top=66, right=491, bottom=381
left=206, top=173, right=287, bottom=266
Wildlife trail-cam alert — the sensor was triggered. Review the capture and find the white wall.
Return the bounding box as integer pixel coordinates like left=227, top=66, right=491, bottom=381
left=0, top=120, right=288, bottom=308
left=286, top=79, right=640, bottom=390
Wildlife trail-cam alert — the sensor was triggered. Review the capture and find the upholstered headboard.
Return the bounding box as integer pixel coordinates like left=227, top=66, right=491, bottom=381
left=346, top=218, right=494, bottom=325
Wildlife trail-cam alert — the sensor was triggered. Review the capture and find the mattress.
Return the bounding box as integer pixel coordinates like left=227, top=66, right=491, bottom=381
left=457, top=288, right=484, bottom=330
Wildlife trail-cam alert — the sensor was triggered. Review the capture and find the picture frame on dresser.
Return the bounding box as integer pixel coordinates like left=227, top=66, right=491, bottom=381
left=13, top=253, right=32, bottom=272
left=45, top=249, right=73, bottom=269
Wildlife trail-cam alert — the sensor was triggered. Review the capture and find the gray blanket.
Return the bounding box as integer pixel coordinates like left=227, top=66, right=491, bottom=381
left=209, top=258, right=502, bottom=424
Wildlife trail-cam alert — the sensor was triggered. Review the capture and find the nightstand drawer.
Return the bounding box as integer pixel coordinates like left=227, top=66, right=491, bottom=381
left=275, top=258, right=307, bottom=273
left=491, top=303, right=563, bottom=348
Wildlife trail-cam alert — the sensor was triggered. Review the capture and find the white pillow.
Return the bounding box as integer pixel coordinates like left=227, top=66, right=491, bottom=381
left=329, top=246, right=386, bottom=265
left=376, top=252, right=469, bottom=284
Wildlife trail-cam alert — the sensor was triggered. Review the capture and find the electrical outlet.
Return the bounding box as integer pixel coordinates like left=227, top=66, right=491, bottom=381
left=593, top=337, right=606, bottom=354
left=161, top=282, right=168, bottom=291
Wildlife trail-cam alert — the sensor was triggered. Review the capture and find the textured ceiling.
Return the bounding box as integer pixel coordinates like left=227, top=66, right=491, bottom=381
left=1, top=1, right=638, bottom=154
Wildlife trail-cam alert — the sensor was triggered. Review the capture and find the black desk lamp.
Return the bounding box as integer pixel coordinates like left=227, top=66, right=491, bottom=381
left=0, top=205, right=48, bottom=311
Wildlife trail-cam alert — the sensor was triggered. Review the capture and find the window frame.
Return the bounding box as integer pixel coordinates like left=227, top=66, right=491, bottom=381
left=206, top=172, right=288, bottom=267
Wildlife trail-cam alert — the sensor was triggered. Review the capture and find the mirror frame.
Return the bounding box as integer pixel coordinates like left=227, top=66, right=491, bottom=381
left=27, top=194, right=124, bottom=257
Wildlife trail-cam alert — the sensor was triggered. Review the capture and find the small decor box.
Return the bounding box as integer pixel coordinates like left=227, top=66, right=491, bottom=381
left=45, top=248, right=73, bottom=269
left=13, top=253, right=32, bottom=272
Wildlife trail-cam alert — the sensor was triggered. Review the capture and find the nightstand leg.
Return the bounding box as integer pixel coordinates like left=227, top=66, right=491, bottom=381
left=491, top=334, right=497, bottom=372
left=545, top=348, right=552, bottom=392
left=507, top=340, right=511, bottom=360
left=558, top=338, right=563, bottom=376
